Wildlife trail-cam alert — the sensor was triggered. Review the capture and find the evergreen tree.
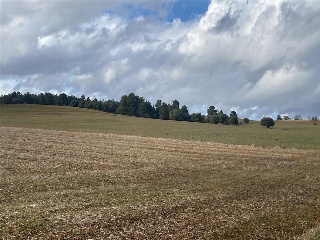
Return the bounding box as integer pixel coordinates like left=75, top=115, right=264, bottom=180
left=126, top=93, right=140, bottom=116
left=218, top=110, right=228, bottom=124
left=22, top=92, right=34, bottom=104
left=210, top=115, right=220, bottom=124
left=78, top=95, right=85, bottom=108
left=172, top=100, right=180, bottom=110
left=180, top=105, right=190, bottom=121
left=38, top=93, right=45, bottom=105
left=138, top=99, right=155, bottom=118
left=116, top=95, right=128, bottom=115
left=207, top=106, right=217, bottom=116
left=229, top=110, right=239, bottom=125
left=169, top=109, right=181, bottom=121
left=44, top=92, right=54, bottom=105
left=159, top=102, right=169, bottom=120
left=84, top=97, right=93, bottom=109
left=154, top=100, right=162, bottom=119
left=190, top=113, right=203, bottom=123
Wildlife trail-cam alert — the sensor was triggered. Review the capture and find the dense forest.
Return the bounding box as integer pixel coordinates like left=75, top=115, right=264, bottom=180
left=0, top=91, right=244, bottom=125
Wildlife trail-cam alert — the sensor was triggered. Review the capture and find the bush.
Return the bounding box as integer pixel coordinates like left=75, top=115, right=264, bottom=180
left=243, top=118, right=250, bottom=124
left=260, top=117, right=275, bottom=128
left=229, top=116, right=239, bottom=125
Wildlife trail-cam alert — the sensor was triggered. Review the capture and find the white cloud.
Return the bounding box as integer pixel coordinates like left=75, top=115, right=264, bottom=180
left=1, top=0, right=320, bottom=119
left=103, top=67, right=116, bottom=84
left=243, top=65, right=311, bottom=102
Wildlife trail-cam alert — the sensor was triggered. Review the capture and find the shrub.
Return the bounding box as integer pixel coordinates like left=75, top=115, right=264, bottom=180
left=260, top=117, right=275, bottom=128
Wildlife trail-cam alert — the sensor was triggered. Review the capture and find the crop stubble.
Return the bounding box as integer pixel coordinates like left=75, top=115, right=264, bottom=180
left=0, top=127, right=319, bottom=239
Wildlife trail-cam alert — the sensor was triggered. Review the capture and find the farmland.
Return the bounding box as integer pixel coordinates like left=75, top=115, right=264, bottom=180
left=1, top=104, right=319, bottom=150
left=0, top=104, right=320, bottom=239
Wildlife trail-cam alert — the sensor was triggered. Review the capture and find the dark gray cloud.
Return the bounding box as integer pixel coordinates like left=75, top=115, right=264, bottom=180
left=1, top=0, right=319, bottom=119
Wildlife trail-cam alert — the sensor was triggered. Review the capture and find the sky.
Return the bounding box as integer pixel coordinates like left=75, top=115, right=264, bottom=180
left=1, top=0, right=319, bottom=119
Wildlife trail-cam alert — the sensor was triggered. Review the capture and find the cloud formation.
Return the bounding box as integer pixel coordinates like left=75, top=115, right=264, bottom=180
left=1, top=0, right=319, bottom=119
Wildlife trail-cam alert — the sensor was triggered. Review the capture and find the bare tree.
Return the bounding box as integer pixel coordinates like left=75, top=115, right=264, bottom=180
left=294, top=114, right=302, bottom=120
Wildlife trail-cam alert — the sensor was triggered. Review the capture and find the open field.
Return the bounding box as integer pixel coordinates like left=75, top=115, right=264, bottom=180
left=300, top=226, right=320, bottom=240
left=1, top=126, right=320, bottom=239
left=0, top=105, right=320, bottom=239
left=0, top=104, right=319, bottom=149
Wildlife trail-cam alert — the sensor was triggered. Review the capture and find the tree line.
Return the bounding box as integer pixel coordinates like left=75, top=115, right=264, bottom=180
left=0, top=91, right=245, bottom=125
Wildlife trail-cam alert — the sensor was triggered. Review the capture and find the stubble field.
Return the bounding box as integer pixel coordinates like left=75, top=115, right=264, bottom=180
left=1, top=127, right=320, bottom=239
left=0, top=105, right=320, bottom=239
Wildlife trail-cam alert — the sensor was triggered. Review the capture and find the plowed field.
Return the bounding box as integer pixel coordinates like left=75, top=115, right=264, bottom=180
left=1, top=127, right=320, bottom=239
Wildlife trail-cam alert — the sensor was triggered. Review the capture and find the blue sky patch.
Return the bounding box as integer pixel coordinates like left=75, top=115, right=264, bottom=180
left=104, top=1, right=210, bottom=22
left=167, top=0, right=210, bottom=22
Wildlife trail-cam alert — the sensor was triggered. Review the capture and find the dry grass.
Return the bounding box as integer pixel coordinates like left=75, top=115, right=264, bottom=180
left=1, top=126, right=320, bottom=239
left=299, top=225, right=320, bottom=240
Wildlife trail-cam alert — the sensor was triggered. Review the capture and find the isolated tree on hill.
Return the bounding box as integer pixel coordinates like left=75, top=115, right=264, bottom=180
left=260, top=117, right=275, bottom=128
left=277, top=115, right=282, bottom=120
left=243, top=118, right=250, bottom=124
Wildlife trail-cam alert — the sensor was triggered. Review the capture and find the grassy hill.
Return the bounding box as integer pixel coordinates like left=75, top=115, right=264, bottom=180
left=0, top=104, right=319, bottom=149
